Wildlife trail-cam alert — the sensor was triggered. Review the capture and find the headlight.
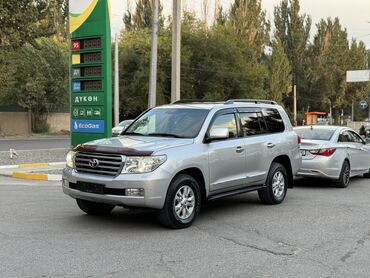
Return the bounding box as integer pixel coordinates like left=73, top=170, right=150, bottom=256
left=122, top=155, right=167, bottom=174
left=66, top=151, right=76, bottom=168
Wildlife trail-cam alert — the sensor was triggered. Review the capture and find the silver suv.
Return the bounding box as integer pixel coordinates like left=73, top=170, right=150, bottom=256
left=63, top=100, right=301, bottom=228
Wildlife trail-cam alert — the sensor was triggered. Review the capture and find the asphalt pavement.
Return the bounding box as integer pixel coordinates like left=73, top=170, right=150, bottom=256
left=1, top=176, right=370, bottom=277
left=0, top=136, right=70, bottom=151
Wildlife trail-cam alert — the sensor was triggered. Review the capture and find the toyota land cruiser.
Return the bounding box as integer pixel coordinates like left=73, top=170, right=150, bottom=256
left=63, top=100, right=301, bottom=228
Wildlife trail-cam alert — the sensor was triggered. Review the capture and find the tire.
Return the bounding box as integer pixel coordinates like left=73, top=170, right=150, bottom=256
left=258, top=162, right=288, bottom=205
left=156, top=174, right=201, bottom=229
left=336, top=160, right=350, bottom=188
left=76, top=199, right=115, bottom=215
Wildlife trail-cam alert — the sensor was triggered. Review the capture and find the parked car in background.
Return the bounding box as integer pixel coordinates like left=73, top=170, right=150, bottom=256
left=63, top=99, right=301, bottom=228
left=294, top=126, right=370, bottom=187
left=112, top=119, right=134, bottom=137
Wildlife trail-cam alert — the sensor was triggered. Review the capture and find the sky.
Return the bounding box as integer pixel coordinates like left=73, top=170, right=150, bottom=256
left=110, top=0, right=370, bottom=48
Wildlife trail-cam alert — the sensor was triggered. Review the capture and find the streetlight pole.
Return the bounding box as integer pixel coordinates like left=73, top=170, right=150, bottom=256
left=171, top=0, right=181, bottom=103
left=148, top=0, right=159, bottom=108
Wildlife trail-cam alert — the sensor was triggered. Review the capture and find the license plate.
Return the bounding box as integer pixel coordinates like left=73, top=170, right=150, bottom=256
left=76, top=181, right=105, bottom=194
left=300, top=150, right=306, bottom=156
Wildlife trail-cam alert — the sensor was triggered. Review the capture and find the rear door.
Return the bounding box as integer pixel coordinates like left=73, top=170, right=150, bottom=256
left=238, top=108, right=270, bottom=185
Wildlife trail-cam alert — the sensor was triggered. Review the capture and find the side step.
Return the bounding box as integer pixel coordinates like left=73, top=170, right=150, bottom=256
left=207, top=185, right=266, bottom=201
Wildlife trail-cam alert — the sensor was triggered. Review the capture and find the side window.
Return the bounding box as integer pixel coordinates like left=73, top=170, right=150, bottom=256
left=240, top=112, right=261, bottom=136
left=349, top=131, right=363, bottom=144
left=339, top=131, right=354, bottom=143
left=210, top=114, right=237, bottom=139
left=262, top=108, right=285, bottom=133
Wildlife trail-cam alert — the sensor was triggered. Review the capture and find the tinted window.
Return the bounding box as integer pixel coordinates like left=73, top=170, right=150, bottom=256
left=240, top=112, right=262, bottom=136
left=348, top=131, right=363, bottom=143
left=338, top=131, right=353, bottom=143
left=296, top=127, right=336, bottom=141
left=210, top=114, right=237, bottom=138
left=262, top=108, right=285, bottom=133
left=124, top=108, right=209, bottom=138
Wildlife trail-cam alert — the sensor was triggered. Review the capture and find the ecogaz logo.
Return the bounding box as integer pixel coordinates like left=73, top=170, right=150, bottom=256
left=71, top=119, right=105, bottom=134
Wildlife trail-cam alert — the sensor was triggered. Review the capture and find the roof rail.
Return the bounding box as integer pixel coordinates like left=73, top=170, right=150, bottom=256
left=171, top=99, right=220, bottom=104
left=224, top=99, right=277, bottom=105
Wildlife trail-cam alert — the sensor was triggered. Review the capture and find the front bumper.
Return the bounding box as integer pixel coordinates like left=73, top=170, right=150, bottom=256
left=62, top=167, right=172, bottom=209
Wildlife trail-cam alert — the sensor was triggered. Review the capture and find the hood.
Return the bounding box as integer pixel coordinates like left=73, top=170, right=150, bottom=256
left=74, top=136, right=194, bottom=156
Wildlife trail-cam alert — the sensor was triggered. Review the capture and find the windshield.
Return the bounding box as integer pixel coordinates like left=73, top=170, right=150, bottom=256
left=295, top=127, right=336, bottom=141
left=124, top=108, right=209, bottom=138
left=119, top=120, right=133, bottom=127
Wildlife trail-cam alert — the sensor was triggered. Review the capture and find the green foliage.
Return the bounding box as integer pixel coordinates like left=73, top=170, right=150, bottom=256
left=0, top=38, right=69, bottom=132
left=123, top=0, right=164, bottom=31
left=267, top=39, right=292, bottom=103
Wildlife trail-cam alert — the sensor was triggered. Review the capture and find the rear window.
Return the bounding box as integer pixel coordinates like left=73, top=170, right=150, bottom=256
left=295, top=128, right=336, bottom=141
left=262, top=108, right=285, bottom=133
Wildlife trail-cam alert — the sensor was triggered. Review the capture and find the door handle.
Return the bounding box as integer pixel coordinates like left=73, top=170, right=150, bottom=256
left=267, top=143, right=275, bottom=149
left=236, top=146, right=244, bottom=153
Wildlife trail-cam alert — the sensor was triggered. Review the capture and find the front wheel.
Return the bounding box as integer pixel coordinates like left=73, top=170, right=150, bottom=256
left=156, top=174, right=201, bottom=229
left=76, top=199, right=115, bottom=215
left=258, top=162, right=288, bottom=205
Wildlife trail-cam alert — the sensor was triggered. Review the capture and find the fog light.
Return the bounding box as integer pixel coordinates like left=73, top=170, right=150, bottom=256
left=126, top=188, right=144, bottom=197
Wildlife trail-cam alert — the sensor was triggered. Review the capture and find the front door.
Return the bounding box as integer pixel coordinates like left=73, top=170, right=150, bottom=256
left=208, top=112, right=247, bottom=192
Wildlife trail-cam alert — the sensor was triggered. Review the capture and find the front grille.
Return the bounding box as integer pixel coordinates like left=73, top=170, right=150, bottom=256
left=75, top=152, right=124, bottom=176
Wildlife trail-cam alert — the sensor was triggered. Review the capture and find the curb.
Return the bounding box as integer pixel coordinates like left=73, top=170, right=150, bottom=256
left=0, top=162, right=64, bottom=181
left=12, top=172, right=62, bottom=181
left=0, top=162, right=65, bottom=170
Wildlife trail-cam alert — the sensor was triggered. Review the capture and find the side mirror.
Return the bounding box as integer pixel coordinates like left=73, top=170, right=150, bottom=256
left=208, top=128, right=229, bottom=141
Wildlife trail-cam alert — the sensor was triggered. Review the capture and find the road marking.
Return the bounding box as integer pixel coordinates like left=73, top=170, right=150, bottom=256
left=12, top=172, right=48, bottom=181
left=19, top=163, right=49, bottom=168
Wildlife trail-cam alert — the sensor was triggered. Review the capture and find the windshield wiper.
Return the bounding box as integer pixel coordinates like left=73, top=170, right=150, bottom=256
left=122, top=132, right=145, bottom=136
left=147, top=133, right=183, bottom=138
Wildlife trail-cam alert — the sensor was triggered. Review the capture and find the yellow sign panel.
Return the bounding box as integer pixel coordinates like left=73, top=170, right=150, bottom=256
left=72, top=54, right=81, bottom=65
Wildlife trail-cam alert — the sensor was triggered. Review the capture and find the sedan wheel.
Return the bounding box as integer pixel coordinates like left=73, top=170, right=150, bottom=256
left=336, top=160, right=350, bottom=188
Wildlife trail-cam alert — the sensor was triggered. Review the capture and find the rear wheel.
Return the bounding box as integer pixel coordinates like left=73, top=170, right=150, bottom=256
left=76, top=199, right=115, bottom=215
left=336, top=160, right=350, bottom=188
left=156, top=174, right=201, bottom=229
left=258, top=162, right=288, bottom=205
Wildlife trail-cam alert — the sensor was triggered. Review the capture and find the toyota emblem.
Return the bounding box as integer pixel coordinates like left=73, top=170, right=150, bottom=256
left=89, top=158, right=100, bottom=168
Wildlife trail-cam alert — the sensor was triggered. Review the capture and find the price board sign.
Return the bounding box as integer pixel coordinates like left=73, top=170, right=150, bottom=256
left=69, top=0, right=112, bottom=145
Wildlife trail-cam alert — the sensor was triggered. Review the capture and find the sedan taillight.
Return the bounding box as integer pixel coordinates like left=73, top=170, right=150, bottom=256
left=309, top=148, right=336, bottom=157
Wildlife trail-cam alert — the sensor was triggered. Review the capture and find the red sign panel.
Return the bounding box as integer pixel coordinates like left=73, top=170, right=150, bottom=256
left=72, top=40, right=81, bottom=51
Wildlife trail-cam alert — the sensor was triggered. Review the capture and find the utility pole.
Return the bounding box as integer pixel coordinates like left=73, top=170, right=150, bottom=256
left=293, top=85, right=297, bottom=126
left=114, top=33, right=119, bottom=126
left=351, top=100, right=354, bottom=122
left=148, top=0, right=159, bottom=108
left=171, top=0, right=181, bottom=102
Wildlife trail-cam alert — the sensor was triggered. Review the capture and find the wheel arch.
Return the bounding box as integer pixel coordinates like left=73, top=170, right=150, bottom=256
left=271, top=155, right=293, bottom=188
left=174, top=167, right=207, bottom=205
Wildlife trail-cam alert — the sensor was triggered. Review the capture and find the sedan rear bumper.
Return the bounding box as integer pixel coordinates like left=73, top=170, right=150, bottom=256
left=296, top=157, right=341, bottom=179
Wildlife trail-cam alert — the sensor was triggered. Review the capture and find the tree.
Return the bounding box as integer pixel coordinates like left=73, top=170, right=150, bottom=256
left=0, top=0, right=56, bottom=48
left=274, top=0, right=311, bottom=108
left=1, top=38, right=69, bottom=132
left=228, top=0, right=270, bottom=60
left=123, top=0, right=164, bottom=31
left=267, top=39, right=292, bottom=103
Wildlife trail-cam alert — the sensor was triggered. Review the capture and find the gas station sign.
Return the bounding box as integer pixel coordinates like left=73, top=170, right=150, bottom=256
left=69, top=0, right=112, bottom=145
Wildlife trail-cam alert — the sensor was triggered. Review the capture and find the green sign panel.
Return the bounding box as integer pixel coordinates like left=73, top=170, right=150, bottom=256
left=69, top=0, right=112, bottom=145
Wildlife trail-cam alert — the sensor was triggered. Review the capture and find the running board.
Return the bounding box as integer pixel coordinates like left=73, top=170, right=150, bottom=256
left=208, top=185, right=266, bottom=201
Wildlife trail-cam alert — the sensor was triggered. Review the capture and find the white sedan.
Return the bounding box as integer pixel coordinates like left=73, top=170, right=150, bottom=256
left=294, top=126, right=370, bottom=187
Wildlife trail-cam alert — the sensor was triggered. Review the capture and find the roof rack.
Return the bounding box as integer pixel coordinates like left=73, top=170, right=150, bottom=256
left=171, top=99, right=221, bottom=104
left=224, top=99, right=277, bottom=105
